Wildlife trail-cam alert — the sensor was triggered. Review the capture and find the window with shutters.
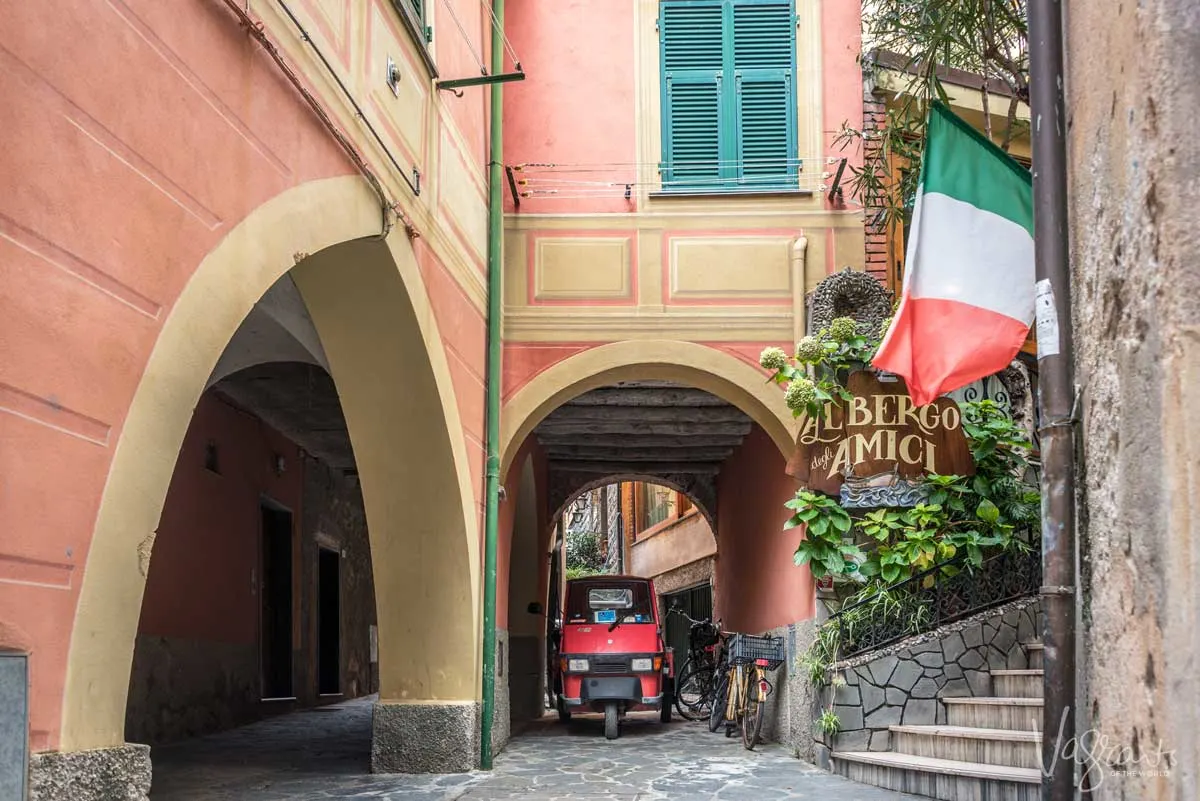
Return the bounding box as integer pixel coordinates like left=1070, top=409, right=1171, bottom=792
left=659, top=0, right=798, bottom=192
left=392, top=0, right=432, bottom=48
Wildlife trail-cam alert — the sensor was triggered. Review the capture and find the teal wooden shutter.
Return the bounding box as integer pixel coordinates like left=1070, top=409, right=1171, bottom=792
left=660, top=1, right=727, bottom=190
left=733, top=0, right=797, bottom=188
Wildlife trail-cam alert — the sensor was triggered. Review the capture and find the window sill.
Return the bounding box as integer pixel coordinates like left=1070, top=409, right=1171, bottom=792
left=635, top=508, right=702, bottom=542
left=648, top=188, right=816, bottom=201
left=390, top=2, right=438, bottom=79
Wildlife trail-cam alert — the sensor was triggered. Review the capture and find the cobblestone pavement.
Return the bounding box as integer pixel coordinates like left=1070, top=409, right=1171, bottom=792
left=151, top=696, right=920, bottom=800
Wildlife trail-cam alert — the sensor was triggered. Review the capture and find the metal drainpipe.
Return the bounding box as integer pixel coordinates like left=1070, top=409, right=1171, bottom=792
left=1028, top=2, right=1078, bottom=800
left=480, top=0, right=506, bottom=772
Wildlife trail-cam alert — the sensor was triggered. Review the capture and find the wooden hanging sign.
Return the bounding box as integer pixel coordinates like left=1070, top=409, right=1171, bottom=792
left=786, top=370, right=974, bottom=498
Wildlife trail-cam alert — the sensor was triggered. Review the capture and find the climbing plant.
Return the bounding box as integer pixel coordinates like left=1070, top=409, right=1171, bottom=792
left=565, top=529, right=604, bottom=579
left=835, top=0, right=1030, bottom=230
left=760, top=318, right=1037, bottom=590
left=761, top=319, right=1039, bottom=694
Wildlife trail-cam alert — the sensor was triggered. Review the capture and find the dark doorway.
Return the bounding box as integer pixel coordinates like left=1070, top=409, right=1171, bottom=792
left=664, top=583, right=713, bottom=663
left=260, top=503, right=294, bottom=699
left=317, top=547, right=341, bottom=695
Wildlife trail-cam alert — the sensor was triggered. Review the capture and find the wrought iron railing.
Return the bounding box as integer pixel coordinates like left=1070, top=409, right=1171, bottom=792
left=829, top=544, right=1042, bottom=659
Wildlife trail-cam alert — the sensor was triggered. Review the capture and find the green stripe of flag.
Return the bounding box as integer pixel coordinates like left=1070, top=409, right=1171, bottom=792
left=920, top=102, right=1033, bottom=238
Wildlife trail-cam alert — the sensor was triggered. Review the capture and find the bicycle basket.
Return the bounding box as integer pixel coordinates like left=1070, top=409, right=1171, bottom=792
left=728, top=633, right=785, bottom=670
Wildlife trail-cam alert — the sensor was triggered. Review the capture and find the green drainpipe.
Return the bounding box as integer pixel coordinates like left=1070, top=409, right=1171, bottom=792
left=480, top=0, right=505, bottom=772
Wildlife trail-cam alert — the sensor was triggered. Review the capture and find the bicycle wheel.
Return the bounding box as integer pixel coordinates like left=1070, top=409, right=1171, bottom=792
left=675, top=661, right=714, bottom=720
left=741, top=668, right=766, bottom=750
left=708, top=672, right=729, bottom=732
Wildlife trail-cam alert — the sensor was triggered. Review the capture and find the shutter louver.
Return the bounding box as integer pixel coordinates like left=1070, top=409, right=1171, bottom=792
left=734, top=1, right=796, bottom=188
left=661, top=1, right=725, bottom=190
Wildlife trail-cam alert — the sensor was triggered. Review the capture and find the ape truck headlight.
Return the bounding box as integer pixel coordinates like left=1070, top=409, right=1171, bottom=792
left=631, top=658, right=653, bottom=672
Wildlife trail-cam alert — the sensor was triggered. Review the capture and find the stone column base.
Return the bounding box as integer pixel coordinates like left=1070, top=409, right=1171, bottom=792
left=372, top=701, right=480, bottom=773
left=29, top=744, right=151, bottom=801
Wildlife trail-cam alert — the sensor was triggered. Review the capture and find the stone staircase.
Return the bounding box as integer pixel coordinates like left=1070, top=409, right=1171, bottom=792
left=832, top=641, right=1044, bottom=801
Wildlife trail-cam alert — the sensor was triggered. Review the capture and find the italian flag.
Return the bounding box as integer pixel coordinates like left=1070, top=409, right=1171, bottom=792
left=873, top=102, right=1034, bottom=407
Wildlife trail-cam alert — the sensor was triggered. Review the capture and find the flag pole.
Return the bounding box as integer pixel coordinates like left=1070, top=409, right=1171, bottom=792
left=1028, top=2, right=1078, bottom=800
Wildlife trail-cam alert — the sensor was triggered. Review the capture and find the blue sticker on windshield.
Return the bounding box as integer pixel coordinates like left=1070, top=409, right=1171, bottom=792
left=595, top=609, right=617, bottom=623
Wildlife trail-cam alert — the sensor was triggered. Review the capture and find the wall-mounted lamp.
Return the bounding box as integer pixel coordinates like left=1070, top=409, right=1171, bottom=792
left=386, top=56, right=402, bottom=96
left=273, top=454, right=287, bottom=476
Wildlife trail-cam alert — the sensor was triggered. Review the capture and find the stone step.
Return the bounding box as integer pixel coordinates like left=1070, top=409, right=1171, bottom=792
left=944, top=697, right=1043, bottom=730
left=890, top=724, right=1043, bottom=770
left=832, top=749, right=1041, bottom=801
left=991, top=669, right=1044, bottom=699
left=1024, top=642, right=1043, bottom=670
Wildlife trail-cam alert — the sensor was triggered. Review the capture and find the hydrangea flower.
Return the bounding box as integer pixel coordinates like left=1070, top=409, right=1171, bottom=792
left=785, top=378, right=817, bottom=411
left=759, top=346, right=789, bottom=372
left=795, top=335, right=824, bottom=362
left=829, top=317, right=858, bottom=343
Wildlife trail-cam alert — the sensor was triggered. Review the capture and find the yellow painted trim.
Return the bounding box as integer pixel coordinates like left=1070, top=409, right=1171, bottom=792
left=61, top=176, right=480, bottom=751
left=876, top=68, right=1031, bottom=121
left=502, top=210, right=863, bottom=229
left=502, top=308, right=795, bottom=342
left=499, top=340, right=798, bottom=481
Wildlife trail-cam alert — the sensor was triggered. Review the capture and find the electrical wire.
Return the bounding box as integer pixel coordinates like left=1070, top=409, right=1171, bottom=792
left=441, top=0, right=486, bottom=74
left=220, top=0, right=417, bottom=239
left=512, top=156, right=847, bottom=170
left=479, top=0, right=521, bottom=67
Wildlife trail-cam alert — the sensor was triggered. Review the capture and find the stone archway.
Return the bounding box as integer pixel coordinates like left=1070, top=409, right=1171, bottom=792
left=61, top=177, right=480, bottom=773
left=549, top=473, right=716, bottom=534
left=499, top=340, right=798, bottom=484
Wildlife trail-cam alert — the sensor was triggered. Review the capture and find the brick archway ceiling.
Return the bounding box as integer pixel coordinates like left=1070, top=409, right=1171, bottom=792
left=534, top=380, right=754, bottom=519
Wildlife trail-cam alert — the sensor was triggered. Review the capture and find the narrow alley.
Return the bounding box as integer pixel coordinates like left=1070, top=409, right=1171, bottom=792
left=150, top=698, right=919, bottom=801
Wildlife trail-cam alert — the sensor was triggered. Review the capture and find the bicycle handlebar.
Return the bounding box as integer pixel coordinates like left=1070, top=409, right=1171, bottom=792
left=667, top=607, right=723, bottom=630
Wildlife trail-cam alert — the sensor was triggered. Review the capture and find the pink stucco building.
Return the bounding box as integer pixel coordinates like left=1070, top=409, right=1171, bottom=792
left=0, top=0, right=864, bottom=796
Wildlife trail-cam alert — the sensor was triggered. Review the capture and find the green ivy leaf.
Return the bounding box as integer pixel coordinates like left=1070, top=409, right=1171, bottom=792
left=976, top=498, right=1001, bottom=524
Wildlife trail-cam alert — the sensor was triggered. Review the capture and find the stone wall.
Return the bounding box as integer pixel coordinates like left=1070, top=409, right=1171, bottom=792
left=125, top=638, right=260, bottom=746
left=814, top=599, right=1041, bottom=760
left=652, top=556, right=715, bottom=623
left=1066, top=1, right=1200, bottom=798
left=301, top=456, right=377, bottom=703
left=508, top=632, right=544, bottom=728
left=493, top=628, right=511, bottom=754
left=764, top=618, right=819, bottom=762
left=29, top=746, right=151, bottom=801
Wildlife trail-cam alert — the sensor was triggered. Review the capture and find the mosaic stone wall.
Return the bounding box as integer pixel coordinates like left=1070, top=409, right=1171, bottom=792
left=814, top=598, right=1042, bottom=758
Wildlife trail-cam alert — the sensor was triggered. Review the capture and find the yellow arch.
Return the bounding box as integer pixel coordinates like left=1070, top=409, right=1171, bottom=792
left=62, top=176, right=480, bottom=751
left=499, top=340, right=798, bottom=481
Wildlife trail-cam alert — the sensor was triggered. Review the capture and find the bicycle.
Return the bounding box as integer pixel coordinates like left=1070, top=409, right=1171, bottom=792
left=708, top=632, right=785, bottom=750
left=669, top=609, right=723, bottom=720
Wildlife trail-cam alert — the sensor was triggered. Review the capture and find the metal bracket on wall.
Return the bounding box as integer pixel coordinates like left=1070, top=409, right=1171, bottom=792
left=437, top=68, right=526, bottom=91
left=504, top=165, right=520, bottom=208
left=827, top=157, right=848, bottom=204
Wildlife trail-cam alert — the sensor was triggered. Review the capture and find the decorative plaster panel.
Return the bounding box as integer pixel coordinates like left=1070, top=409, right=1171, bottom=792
left=668, top=236, right=794, bottom=302
left=530, top=236, right=634, bottom=303
left=367, top=3, right=429, bottom=165
left=437, top=128, right=488, bottom=266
